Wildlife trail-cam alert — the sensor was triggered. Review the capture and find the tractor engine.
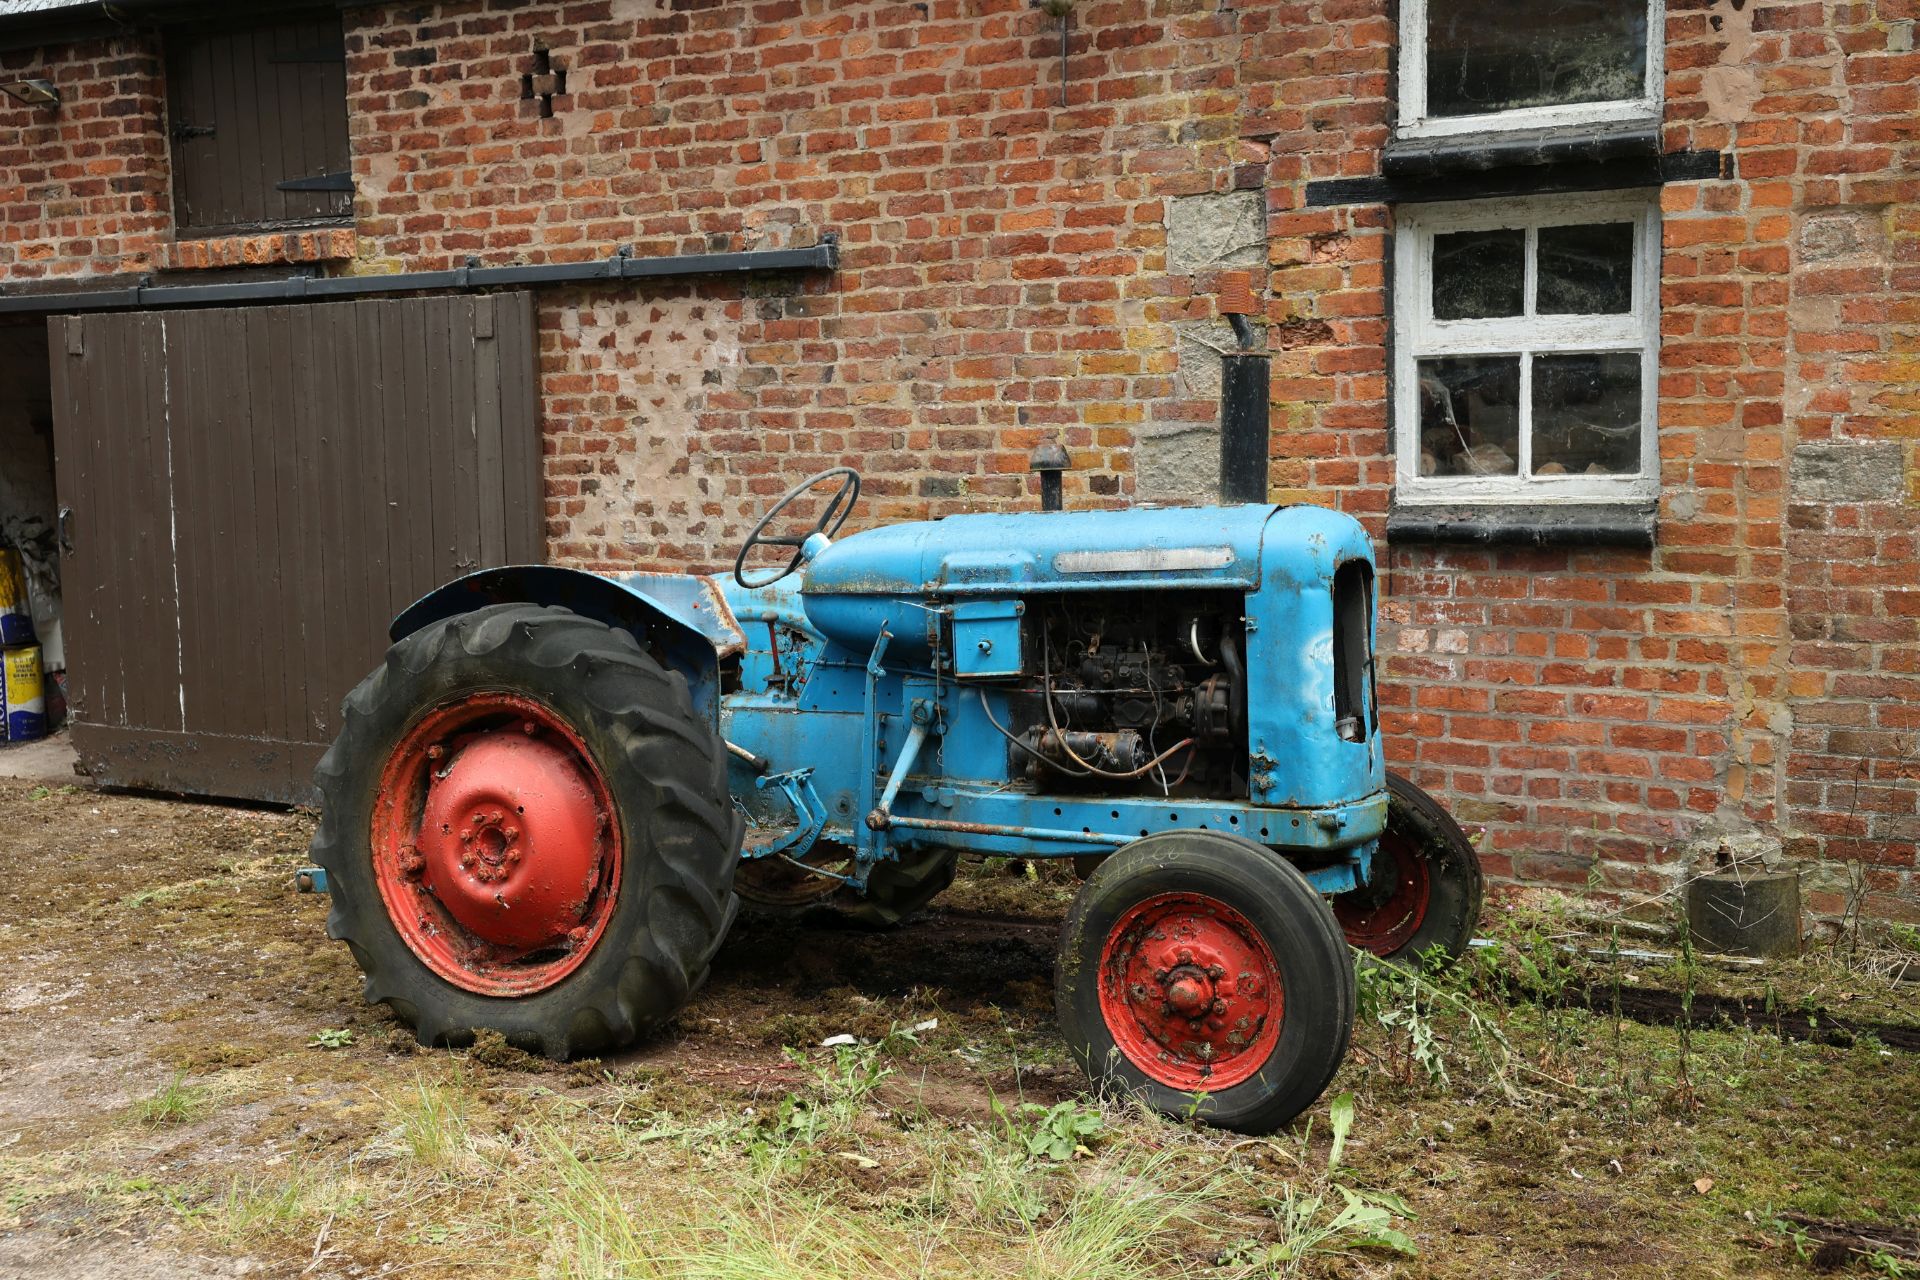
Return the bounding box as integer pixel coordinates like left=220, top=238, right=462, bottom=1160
left=1000, top=591, right=1246, bottom=799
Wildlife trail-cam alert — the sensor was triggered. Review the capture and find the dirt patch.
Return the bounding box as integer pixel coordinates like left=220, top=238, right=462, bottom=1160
left=0, top=778, right=1914, bottom=1279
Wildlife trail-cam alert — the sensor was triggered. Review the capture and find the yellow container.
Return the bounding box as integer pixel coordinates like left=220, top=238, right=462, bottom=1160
left=0, top=550, right=30, bottom=647
left=2, top=644, right=45, bottom=742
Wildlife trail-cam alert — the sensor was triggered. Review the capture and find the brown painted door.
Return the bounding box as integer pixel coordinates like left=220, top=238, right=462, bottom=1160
left=48, top=293, right=542, bottom=803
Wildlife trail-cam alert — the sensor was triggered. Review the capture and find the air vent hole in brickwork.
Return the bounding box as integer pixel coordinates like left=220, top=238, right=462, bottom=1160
left=520, top=46, right=568, bottom=119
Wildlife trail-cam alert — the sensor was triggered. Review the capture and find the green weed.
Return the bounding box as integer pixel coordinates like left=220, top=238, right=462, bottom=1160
left=1003, top=1098, right=1104, bottom=1162
left=131, top=1071, right=208, bottom=1126
left=1228, top=1093, right=1418, bottom=1276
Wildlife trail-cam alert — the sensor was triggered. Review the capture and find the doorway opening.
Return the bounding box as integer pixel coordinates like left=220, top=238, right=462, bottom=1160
left=0, top=322, right=63, bottom=733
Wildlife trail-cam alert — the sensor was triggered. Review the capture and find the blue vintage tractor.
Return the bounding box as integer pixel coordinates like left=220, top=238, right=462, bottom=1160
left=309, top=469, right=1481, bottom=1132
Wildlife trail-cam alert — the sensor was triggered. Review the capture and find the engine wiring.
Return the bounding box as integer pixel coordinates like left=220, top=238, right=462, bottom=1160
left=975, top=686, right=1093, bottom=777
left=1039, top=621, right=1196, bottom=782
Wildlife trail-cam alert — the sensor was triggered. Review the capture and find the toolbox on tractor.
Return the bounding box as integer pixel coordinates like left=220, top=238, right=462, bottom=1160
left=307, top=468, right=1482, bottom=1133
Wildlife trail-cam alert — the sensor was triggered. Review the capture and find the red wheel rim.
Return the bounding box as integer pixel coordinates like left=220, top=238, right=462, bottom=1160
left=370, top=692, right=621, bottom=996
left=1334, top=832, right=1431, bottom=956
left=1097, top=893, right=1284, bottom=1091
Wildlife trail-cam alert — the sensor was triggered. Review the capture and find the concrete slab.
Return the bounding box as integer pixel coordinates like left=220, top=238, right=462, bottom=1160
left=0, top=727, right=79, bottom=784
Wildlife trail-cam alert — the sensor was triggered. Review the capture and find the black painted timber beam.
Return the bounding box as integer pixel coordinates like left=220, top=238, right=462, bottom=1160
left=0, top=241, right=839, bottom=315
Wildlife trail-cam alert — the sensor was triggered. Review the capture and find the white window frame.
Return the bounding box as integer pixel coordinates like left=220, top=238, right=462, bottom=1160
left=1397, top=0, right=1665, bottom=140
left=1393, top=192, right=1661, bottom=506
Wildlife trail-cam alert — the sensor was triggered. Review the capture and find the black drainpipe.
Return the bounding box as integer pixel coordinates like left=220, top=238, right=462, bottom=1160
left=1213, top=310, right=1274, bottom=506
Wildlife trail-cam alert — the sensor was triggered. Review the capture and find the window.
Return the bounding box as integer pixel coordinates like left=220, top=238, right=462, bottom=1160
left=166, top=15, right=352, bottom=237
left=1397, top=0, right=1663, bottom=138
left=1393, top=193, right=1659, bottom=504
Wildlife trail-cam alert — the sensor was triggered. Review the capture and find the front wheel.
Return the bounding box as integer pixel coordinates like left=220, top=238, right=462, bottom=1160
left=1055, top=830, right=1355, bottom=1134
left=310, top=604, right=742, bottom=1058
left=1333, top=772, right=1484, bottom=968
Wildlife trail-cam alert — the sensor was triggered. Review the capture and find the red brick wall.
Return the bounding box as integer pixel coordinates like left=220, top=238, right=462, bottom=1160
left=1263, top=0, right=1919, bottom=923
left=0, top=37, right=171, bottom=279
left=2, top=0, right=1914, bottom=923
left=341, top=0, right=1270, bottom=564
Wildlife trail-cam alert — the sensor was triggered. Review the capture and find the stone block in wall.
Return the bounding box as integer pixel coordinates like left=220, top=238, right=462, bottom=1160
left=1135, top=426, right=1221, bottom=502
left=1166, top=191, right=1266, bottom=276
left=1796, top=209, right=1884, bottom=263
left=1174, top=318, right=1265, bottom=400
left=1789, top=442, right=1905, bottom=504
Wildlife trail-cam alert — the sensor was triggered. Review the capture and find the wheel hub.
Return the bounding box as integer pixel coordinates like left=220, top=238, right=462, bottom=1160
left=371, top=693, right=621, bottom=995
left=1099, top=893, right=1283, bottom=1091
left=1334, top=832, right=1431, bottom=956
left=416, top=732, right=605, bottom=951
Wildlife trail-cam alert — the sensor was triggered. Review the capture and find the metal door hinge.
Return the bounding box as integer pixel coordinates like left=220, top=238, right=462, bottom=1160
left=275, top=171, right=353, bottom=193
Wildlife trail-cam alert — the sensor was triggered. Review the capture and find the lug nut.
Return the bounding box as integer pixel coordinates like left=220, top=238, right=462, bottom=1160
left=567, top=926, right=590, bottom=948
left=523, top=721, right=538, bottom=735
left=427, top=745, right=445, bottom=761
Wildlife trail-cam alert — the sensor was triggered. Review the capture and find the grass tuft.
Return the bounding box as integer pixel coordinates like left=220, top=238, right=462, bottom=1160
left=131, top=1071, right=209, bottom=1126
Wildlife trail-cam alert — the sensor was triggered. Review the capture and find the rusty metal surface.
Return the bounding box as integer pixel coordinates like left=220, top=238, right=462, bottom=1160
left=47, top=294, right=541, bottom=802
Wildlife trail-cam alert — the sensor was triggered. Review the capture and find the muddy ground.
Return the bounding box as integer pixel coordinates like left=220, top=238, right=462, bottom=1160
left=0, top=778, right=1915, bottom=1279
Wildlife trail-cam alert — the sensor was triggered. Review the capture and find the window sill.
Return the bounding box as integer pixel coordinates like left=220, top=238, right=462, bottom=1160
left=1306, top=147, right=1726, bottom=209
left=159, top=228, right=356, bottom=271
left=1386, top=499, right=1656, bottom=549
left=1382, top=121, right=1660, bottom=179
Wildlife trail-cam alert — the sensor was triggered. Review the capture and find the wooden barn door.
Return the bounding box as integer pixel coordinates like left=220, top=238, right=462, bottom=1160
left=48, top=293, right=542, bottom=802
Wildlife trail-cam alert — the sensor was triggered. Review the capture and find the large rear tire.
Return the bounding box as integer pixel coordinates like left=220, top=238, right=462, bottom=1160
left=1055, top=830, right=1355, bottom=1135
left=1333, top=772, right=1483, bottom=968
left=310, top=604, right=742, bottom=1058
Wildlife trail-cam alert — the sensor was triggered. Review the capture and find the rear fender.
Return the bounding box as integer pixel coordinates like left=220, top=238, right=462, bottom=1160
left=389, top=566, right=739, bottom=722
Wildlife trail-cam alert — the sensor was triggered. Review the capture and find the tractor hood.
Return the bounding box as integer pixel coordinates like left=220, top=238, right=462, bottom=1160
left=803, top=503, right=1357, bottom=597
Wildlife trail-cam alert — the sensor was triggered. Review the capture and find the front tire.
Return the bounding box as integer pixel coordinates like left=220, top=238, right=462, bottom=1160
left=1055, top=831, right=1355, bottom=1134
left=1333, top=772, right=1484, bottom=967
left=309, top=604, right=742, bottom=1058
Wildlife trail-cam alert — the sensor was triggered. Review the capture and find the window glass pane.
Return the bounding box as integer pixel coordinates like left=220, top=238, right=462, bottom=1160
left=1532, top=352, right=1641, bottom=476
left=1432, top=229, right=1524, bottom=320
left=1425, top=0, right=1648, bottom=119
left=1538, top=222, right=1634, bottom=314
left=1416, top=356, right=1521, bottom=477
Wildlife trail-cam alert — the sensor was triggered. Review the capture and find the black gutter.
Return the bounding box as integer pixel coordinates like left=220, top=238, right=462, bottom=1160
left=0, top=241, right=840, bottom=315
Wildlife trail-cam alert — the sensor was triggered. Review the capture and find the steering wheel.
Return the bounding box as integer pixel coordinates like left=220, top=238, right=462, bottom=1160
left=733, top=467, right=862, bottom=589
